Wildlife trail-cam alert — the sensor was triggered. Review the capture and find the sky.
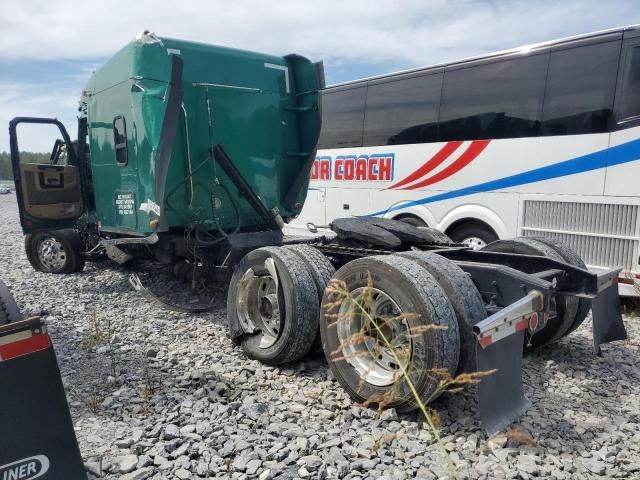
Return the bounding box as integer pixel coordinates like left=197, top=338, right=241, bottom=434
left=1, top=0, right=637, bottom=152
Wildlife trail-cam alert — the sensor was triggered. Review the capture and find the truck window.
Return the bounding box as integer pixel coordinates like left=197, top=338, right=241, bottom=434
left=113, top=116, right=128, bottom=165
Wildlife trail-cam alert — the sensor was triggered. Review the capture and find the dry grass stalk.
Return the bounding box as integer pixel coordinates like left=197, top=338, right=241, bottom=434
left=324, top=273, right=496, bottom=479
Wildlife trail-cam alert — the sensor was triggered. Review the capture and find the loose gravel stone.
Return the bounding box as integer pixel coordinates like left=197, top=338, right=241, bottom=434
left=1, top=195, right=639, bottom=479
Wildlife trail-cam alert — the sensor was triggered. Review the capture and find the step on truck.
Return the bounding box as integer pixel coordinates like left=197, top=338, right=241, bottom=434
left=8, top=31, right=628, bottom=434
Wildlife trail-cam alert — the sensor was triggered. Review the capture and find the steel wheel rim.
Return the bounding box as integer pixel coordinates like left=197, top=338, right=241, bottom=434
left=37, top=236, right=67, bottom=270
left=236, top=259, right=281, bottom=349
left=336, top=287, right=412, bottom=387
left=463, top=236, right=487, bottom=250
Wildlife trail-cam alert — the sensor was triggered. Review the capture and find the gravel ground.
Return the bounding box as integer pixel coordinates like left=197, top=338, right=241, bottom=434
left=1, top=194, right=640, bottom=480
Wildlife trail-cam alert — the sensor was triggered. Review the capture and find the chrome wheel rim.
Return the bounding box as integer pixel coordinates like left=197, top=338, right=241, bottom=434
left=236, top=258, right=281, bottom=349
left=336, top=287, right=411, bottom=387
left=37, top=236, right=67, bottom=270
left=462, top=236, right=487, bottom=250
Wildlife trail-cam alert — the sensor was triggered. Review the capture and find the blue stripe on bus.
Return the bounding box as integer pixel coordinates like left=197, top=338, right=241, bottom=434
left=366, top=137, right=640, bottom=217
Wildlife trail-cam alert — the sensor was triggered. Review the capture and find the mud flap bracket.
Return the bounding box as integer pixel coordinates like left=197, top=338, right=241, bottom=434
left=473, top=290, right=543, bottom=435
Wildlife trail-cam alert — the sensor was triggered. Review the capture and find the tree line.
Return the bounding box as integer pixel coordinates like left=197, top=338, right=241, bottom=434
left=0, top=152, right=50, bottom=179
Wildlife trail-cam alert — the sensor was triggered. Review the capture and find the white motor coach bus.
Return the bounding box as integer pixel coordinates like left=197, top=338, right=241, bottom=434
left=290, top=25, right=640, bottom=295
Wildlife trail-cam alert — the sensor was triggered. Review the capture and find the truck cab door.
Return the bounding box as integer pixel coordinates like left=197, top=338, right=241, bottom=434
left=9, top=117, right=86, bottom=232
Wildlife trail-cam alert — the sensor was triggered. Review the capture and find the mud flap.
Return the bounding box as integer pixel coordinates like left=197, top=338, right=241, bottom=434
left=0, top=317, right=86, bottom=479
left=592, top=275, right=627, bottom=355
left=476, top=329, right=530, bottom=436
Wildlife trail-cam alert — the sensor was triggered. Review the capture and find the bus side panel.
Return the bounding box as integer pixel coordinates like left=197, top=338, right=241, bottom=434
left=605, top=126, right=640, bottom=197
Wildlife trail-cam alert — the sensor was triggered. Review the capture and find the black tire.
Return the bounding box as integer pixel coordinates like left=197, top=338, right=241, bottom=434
left=398, top=251, right=486, bottom=373
left=0, top=280, right=22, bottom=325
left=447, top=222, right=498, bottom=249
left=481, top=237, right=579, bottom=348
left=227, top=246, right=319, bottom=365
left=395, top=215, right=427, bottom=228
left=25, top=229, right=85, bottom=274
left=320, top=255, right=460, bottom=412
left=527, top=236, right=591, bottom=336
left=394, top=216, right=453, bottom=245
left=283, top=244, right=335, bottom=356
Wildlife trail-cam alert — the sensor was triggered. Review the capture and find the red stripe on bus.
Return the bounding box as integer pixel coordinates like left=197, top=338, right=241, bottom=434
left=0, top=333, right=50, bottom=361
left=387, top=141, right=463, bottom=190
left=402, top=140, right=490, bottom=190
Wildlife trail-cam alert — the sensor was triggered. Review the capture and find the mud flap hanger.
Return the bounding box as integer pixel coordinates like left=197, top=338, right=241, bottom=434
left=473, top=268, right=627, bottom=435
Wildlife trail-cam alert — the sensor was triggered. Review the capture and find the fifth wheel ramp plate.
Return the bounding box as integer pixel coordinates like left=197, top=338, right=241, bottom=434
left=0, top=317, right=87, bottom=480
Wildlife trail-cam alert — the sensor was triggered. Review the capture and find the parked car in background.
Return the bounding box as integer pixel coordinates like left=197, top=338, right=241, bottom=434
left=0, top=185, right=11, bottom=194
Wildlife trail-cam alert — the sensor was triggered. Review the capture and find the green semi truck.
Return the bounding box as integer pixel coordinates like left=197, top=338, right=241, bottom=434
left=8, top=31, right=628, bottom=434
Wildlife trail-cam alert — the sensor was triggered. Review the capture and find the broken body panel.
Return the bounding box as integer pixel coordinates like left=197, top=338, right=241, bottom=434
left=12, top=32, right=322, bottom=239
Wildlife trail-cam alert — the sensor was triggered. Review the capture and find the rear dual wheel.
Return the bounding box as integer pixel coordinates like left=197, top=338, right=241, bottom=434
left=397, top=251, right=486, bottom=373
left=283, top=244, right=335, bottom=356
left=227, top=246, right=319, bottom=365
left=320, top=255, right=461, bottom=412
left=481, top=237, right=586, bottom=348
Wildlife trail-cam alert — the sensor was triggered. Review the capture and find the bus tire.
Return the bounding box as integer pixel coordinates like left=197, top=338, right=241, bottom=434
left=320, top=255, right=459, bottom=412
left=398, top=251, right=486, bottom=373
left=481, top=237, right=579, bottom=348
left=25, top=229, right=86, bottom=274
left=227, top=246, right=319, bottom=365
left=284, top=244, right=335, bottom=357
left=527, top=236, right=591, bottom=336
left=0, top=280, right=22, bottom=325
left=447, top=221, right=498, bottom=250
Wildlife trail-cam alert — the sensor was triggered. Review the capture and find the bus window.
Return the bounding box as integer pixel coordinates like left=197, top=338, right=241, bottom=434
left=617, top=46, right=640, bottom=122
left=439, top=53, right=547, bottom=142
left=317, top=85, right=367, bottom=149
left=363, top=72, right=443, bottom=147
left=542, top=41, right=620, bottom=135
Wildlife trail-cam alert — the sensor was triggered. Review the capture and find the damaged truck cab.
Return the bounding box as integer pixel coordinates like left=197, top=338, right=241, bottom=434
left=10, top=31, right=322, bottom=268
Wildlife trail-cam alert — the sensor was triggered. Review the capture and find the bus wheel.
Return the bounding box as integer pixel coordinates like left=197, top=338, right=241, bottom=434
left=447, top=222, right=498, bottom=250
left=481, top=237, right=579, bottom=348
left=320, top=255, right=459, bottom=412
left=526, top=237, right=591, bottom=337
left=283, top=244, right=335, bottom=357
left=0, top=280, right=22, bottom=325
left=25, top=229, right=86, bottom=274
left=398, top=251, right=486, bottom=373
left=227, top=246, right=319, bottom=365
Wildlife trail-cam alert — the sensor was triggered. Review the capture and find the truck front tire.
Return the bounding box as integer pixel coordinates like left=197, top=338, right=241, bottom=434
left=25, top=230, right=86, bottom=274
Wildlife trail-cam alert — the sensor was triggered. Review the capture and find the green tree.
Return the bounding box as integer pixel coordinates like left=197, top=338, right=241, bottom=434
left=0, top=151, right=51, bottom=180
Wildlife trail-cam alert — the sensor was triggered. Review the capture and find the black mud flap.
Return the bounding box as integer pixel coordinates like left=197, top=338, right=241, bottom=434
left=592, top=273, right=627, bottom=355
left=476, top=329, right=530, bottom=436
left=0, top=317, right=87, bottom=479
